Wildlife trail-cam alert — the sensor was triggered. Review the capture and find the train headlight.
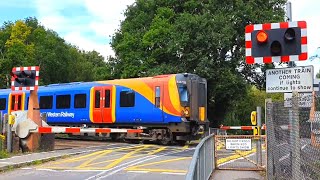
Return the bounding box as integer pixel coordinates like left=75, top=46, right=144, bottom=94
left=184, top=109, right=189, bottom=116
left=181, top=108, right=190, bottom=117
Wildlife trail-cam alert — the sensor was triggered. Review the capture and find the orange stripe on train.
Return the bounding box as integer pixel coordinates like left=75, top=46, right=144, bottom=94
left=97, top=75, right=181, bottom=116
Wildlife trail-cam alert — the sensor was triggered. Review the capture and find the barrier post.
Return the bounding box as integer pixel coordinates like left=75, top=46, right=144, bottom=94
left=256, top=106, right=262, bottom=166
left=24, top=90, right=41, bottom=152
left=6, top=114, right=12, bottom=153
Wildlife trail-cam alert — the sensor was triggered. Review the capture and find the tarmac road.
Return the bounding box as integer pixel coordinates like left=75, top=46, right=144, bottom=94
left=1, top=142, right=195, bottom=180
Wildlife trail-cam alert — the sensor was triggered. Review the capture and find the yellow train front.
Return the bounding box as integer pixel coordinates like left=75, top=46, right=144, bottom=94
left=0, top=73, right=208, bottom=145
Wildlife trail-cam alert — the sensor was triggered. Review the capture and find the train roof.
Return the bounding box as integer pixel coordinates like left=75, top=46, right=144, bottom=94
left=0, top=73, right=188, bottom=95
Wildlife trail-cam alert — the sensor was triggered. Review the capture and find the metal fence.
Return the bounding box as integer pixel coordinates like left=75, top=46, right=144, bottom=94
left=186, top=133, right=214, bottom=180
left=266, top=92, right=320, bottom=180
left=214, top=135, right=266, bottom=171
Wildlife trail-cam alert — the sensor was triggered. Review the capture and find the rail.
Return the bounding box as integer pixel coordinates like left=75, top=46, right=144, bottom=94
left=186, top=133, right=215, bottom=180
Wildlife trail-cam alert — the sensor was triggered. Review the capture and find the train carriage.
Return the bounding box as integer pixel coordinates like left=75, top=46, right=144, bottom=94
left=0, top=73, right=208, bottom=145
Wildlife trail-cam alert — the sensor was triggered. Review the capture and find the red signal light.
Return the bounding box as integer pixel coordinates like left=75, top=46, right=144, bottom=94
left=256, top=30, right=268, bottom=43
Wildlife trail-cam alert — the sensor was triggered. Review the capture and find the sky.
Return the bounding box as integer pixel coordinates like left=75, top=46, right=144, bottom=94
left=0, top=0, right=318, bottom=73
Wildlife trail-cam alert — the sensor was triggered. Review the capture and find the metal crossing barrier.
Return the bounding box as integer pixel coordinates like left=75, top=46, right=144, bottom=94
left=186, top=134, right=214, bottom=180
left=214, top=135, right=266, bottom=171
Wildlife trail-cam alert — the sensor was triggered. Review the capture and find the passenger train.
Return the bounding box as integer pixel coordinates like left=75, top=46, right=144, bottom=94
left=0, top=73, right=208, bottom=145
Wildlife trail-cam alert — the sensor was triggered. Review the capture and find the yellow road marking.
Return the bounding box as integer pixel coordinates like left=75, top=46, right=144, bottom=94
left=50, top=145, right=147, bottom=165
left=147, top=147, right=167, bottom=155
left=217, top=149, right=256, bottom=165
left=126, top=168, right=187, bottom=173
left=52, top=150, right=110, bottom=164
left=85, top=146, right=180, bottom=167
left=181, top=145, right=189, bottom=150
left=126, top=156, right=191, bottom=172
left=103, top=145, right=151, bottom=169
left=76, top=150, right=113, bottom=168
left=39, top=145, right=192, bottom=170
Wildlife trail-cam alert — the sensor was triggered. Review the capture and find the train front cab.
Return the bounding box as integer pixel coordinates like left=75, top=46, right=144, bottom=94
left=176, top=73, right=208, bottom=140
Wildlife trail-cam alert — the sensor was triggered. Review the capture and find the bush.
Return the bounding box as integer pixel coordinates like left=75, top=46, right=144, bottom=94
left=0, top=150, right=9, bottom=159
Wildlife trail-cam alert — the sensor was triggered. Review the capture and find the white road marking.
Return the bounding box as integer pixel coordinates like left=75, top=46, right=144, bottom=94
left=63, top=170, right=106, bottom=172
left=161, top=172, right=186, bottom=175
left=37, top=168, right=58, bottom=172
left=85, top=148, right=193, bottom=180
left=0, top=162, right=13, bottom=164
left=127, top=171, right=149, bottom=173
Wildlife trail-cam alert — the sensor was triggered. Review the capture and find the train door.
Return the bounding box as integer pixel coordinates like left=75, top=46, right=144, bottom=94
left=9, top=92, right=25, bottom=114
left=93, top=86, right=113, bottom=123
left=152, top=82, right=164, bottom=122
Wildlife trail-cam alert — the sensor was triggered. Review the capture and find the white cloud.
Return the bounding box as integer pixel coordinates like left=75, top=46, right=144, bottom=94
left=34, top=0, right=134, bottom=59
left=64, top=31, right=114, bottom=58
left=289, top=0, right=320, bottom=75
left=84, top=0, right=135, bottom=37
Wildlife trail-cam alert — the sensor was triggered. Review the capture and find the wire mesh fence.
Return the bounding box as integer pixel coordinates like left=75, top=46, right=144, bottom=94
left=266, top=92, right=320, bottom=180
left=214, top=135, right=266, bottom=170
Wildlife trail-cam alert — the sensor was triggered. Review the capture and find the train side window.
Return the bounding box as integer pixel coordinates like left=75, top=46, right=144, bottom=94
left=74, top=94, right=86, bottom=108
left=120, top=91, right=135, bottom=107
left=155, top=86, right=160, bottom=108
left=95, top=90, right=100, bottom=108
left=56, top=95, right=71, bottom=109
left=40, top=96, right=53, bottom=109
left=17, top=95, right=22, bottom=110
left=105, top=90, right=110, bottom=108
left=0, top=98, right=6, bottom=110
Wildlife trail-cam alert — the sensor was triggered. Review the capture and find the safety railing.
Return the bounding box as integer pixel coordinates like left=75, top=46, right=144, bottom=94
left=186, top=133, right=214, bottom=180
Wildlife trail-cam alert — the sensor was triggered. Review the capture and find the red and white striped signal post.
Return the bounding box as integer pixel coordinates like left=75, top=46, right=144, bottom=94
left=11, top=66, right=42, bottom=152
left=245, top=21, right=307, bottom=64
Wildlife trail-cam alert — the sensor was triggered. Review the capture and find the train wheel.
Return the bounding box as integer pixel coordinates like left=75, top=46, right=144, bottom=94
left=110, top=134, right=121, bottom=141
left=159, top=129, right=172, bottom=146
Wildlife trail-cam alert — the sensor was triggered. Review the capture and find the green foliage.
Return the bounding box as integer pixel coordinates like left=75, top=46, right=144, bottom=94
left=224, top=85, right=283, bottom=126
left=0, top=150, right=9, bottom=159
left=111, top=0, right=286, bottom=126
left=316, top=70, right=320, bottom=78
left=0, top=17, right=111, bottom=88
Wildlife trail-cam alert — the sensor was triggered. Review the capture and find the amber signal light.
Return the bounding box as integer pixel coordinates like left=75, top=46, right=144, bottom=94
left=256, top=30, right=268, bottom=43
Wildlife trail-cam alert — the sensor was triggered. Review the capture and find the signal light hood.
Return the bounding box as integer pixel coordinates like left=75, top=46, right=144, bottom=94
left=270, top=41, right=282, bottom=55
left=284, top=28, right=295, bottom=42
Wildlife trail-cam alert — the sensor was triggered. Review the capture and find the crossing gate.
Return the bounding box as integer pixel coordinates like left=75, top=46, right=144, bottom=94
left=214, top=135, right=266, bottom=171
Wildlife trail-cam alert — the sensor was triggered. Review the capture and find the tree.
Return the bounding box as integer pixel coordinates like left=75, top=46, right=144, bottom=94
left=317, top=70, right=320, bottom=79
left=110, top=0, right=286, bottom=126
left=0, top=17, right=112, bottom=87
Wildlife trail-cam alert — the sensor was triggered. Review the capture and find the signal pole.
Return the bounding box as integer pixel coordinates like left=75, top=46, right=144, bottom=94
left=286, top=1, right=294, bottom=67
left=286, top=1, right=292, bottom=22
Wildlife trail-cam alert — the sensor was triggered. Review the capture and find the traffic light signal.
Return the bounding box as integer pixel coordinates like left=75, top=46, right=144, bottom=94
left=245, top=21, right=307, bottom=64
left=11, top=66, right=39, bottom=91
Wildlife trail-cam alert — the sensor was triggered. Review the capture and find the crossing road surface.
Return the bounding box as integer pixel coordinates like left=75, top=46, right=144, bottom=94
left=1, top=143, right=196, bottom=180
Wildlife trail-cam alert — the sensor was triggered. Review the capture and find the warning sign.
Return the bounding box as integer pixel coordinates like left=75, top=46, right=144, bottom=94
left=266, top=66, right=313, bottom=93
left=284, top=93, right=312, bottom=107
left=226, top=139, right=252, bottom=150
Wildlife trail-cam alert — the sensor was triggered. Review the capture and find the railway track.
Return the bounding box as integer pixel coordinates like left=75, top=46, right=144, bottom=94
left=54, top=138, right=113, bottom=150
left=54, top=135, right=199, bottom=150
